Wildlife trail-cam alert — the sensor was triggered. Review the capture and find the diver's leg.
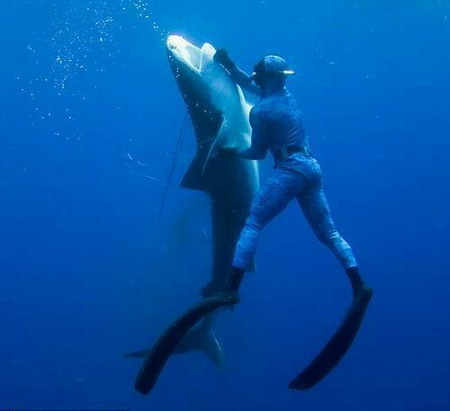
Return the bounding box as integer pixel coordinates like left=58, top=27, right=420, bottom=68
left=297, top=184, right=356, bottom=269
left=220, top=170, right=307, bottom=299
left=290, top=183, right=373, bottom=391
left=297, top=184, right=367, bottom=295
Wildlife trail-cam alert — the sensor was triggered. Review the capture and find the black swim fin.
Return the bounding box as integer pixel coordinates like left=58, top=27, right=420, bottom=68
left=135, top=296, right=236, bottom=395
left=289, top=285, right=373, bottom=390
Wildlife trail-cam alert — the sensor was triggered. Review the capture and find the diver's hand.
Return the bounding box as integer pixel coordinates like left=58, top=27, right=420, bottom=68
left=214, top=48, right=236, bottom=71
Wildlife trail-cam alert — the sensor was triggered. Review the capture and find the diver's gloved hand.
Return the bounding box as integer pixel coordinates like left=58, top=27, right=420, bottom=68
left=214, top=48, right=236, bottom=71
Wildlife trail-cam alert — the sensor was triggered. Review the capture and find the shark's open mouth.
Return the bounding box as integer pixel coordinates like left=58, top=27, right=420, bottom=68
left=167, top=35, right=203, bottom=73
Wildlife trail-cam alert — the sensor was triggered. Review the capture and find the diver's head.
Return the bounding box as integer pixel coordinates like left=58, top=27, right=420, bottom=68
left=252, top=55, right=295, bottom=93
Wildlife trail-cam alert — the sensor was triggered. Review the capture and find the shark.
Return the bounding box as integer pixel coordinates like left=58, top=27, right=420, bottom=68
left=166, top=35, right=259, bottom=295
left=126, top=35, right=259, bottom=366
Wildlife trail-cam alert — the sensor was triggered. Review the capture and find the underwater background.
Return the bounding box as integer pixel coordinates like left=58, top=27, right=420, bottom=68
left=1, top=0, right=450, bottom=410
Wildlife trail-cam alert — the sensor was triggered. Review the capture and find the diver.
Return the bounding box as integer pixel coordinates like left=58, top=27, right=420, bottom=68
left=203, top=50, right=374, bottom=389
left=209, top=49, right=373, bottom=306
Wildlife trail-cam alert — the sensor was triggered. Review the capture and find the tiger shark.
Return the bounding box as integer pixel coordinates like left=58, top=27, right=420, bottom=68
left=166, top=35, right=259, bottom=294
left=126, top=35, right=259, bottom=365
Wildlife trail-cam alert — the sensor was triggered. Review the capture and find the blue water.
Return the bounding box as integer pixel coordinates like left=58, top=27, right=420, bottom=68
left=1, top=1, right=450, bottom=409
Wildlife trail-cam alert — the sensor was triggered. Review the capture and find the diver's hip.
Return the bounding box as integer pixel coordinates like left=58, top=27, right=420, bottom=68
left=274, top=154, right=322, bottom=185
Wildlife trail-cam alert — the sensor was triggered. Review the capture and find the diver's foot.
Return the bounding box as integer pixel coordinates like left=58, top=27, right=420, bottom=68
left=346, top=267, right=373, bottom=299
left=353, top=284, right=374, bottom=301
left=203, top=267, right=244, bottom=303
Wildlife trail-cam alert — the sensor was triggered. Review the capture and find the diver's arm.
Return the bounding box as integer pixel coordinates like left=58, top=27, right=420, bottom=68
left=220, top=113, right=267, bottom=160
left=220, top=137, right=267, bottom=159
left=214, top=48, right=261, bottom=96
left=229, top=66, right=262, bottom=96
left=236, top=112, right=268, bottom=159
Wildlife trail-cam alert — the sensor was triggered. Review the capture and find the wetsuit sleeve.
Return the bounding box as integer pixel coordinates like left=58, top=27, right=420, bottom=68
left=229, top=66, right=262, bottom=96
left=237, top=112, right=268, bottom=160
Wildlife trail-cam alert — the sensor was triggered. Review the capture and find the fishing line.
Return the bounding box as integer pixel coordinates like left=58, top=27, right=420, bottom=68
left=128, top=136, right=215, bottom=164
left=125, top=116, right=216, bottom=235
left=155, top=110, right=190, bottom=234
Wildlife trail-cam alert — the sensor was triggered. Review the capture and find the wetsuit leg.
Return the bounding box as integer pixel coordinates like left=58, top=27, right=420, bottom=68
left=297, top=183, right=357, bottom=270
left=233, top=169, right=307, bottom=269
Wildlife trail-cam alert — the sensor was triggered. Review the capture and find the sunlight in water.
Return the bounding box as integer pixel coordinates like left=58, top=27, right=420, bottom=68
left=18, top=0, right=169, bottom=140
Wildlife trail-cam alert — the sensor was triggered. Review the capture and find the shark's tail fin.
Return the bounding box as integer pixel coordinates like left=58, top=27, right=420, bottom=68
left=124, top=318, right=222, bottom=367
left=174, top=319, right=223, bottom=367
left=202, top=331, right=222, bottom=367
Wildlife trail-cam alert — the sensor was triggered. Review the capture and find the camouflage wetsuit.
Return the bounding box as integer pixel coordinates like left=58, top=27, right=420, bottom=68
left=232, top=86, right=357, bottom=271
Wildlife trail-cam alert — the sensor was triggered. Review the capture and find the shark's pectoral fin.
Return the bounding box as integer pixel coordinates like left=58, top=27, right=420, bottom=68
left=180, top=115, right=227, bottom=192
left=181, top=154, right=205, bottom=191
left=201, top=117, right=229, bottom=176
